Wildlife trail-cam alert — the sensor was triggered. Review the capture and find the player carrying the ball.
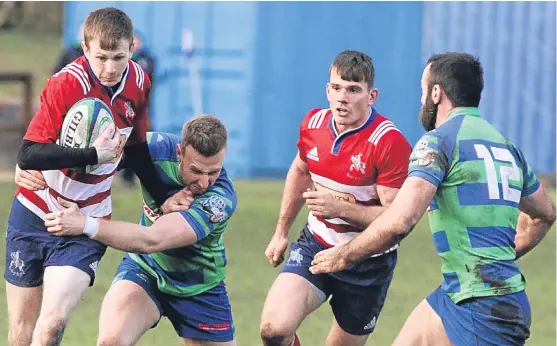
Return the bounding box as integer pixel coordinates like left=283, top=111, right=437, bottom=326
left=20, top=116, right=238, bottom=346
left=5, top=7, right=184, bottom=346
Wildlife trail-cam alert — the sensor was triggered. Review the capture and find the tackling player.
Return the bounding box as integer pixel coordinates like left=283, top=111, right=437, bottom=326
left=310, top=52, right=556, bottom=346
left=260, top=50, right=412, bottom=346
left=42, top=116, right=237, bottom=346
left=5, top=7, right=179, bottom=346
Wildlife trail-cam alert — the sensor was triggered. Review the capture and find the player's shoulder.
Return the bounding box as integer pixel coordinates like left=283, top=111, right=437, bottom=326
left=146, top=132, right=180, bottom=162
left=128, top=59, right=151, bottom=92
left=216, top=168, right=236, bottom=196
left=49, top=56, right=91, bottom=96
left=435, top=112, right=469, bottom=140
left=367, top=112, right=406, bottom=147
left=199, top=168, right=237, bottom=213
left=300, top=108, right=331, bottom=130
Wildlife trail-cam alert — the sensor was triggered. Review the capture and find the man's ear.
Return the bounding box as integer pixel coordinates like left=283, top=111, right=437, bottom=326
left=431, top=84, right=441, bottom=105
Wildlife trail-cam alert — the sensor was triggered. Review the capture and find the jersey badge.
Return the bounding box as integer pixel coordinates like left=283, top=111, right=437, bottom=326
left=350, top=153, right=366, bottom=174
left=124, top=101, right=135, bottom=121
left=201, top=195, right=228, bottom=223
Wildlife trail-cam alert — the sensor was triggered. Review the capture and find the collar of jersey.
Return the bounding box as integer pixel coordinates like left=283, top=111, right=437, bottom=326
left=329, top=106, right=378, bottom=139
left=84, top=56, right=130, bottom=102
left=446, top=107, right=480, bottom=120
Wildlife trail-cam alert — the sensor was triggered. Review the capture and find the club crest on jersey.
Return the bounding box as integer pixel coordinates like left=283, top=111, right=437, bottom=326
left=124, top=101, right=135, bottom=121
left=201, top=195, right=228, bottom=223
left=350, top=153, right=366, bottom=174
left=411, top=138, right=436, bottom=166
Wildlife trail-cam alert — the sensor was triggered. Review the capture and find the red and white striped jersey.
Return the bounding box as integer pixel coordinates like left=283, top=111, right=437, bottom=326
left=297, top=107, right=412, bottom=248
left=17, top=56, right=151, bottom=220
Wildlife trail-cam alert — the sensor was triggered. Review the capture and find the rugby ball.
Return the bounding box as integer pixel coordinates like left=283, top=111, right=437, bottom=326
left=58, top=98, right=115, bottom=173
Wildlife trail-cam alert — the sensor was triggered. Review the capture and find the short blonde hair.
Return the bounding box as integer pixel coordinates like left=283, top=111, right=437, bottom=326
left=181, top=115, right=228, bottom=157
left=83, top=7, right=134, bottom=50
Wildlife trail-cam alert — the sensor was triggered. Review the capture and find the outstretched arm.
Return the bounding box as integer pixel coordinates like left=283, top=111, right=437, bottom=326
left=44, top=198, right=199, bottom=254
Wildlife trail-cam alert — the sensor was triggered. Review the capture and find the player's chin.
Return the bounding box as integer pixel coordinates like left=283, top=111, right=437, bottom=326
left=332, top=110, right=351, bottom=119
left=101, top=79, right=119, bottom=87
left=190, top=186, right=206, bottom=195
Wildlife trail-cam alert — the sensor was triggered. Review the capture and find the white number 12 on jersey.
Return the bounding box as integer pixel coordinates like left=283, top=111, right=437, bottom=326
left=474, top=144, right=521, bottom=203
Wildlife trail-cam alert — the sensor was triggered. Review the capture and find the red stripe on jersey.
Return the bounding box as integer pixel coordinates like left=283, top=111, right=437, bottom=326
left=60, top=168, right=116, bottom=184
left=308, top=226, right=334, bottom=248
left=17, top=187, right=50, bottom=214
left=49, top=188, right=111, bottom=209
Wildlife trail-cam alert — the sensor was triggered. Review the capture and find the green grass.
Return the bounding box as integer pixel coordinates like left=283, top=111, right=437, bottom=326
left=0, top=181, right=555, bottom=345
left=0, top=29, right=62, bottom=100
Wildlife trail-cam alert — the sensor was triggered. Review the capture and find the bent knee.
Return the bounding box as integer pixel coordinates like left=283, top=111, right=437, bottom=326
left=35, top=316, right=67, bottom=342
left=97, top=334, right=135, bottom=346
left=260, top=321, right=294, bottom=346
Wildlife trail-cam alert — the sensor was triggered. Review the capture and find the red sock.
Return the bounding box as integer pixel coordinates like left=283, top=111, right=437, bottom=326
left=291, top=333, right=301, bottom=346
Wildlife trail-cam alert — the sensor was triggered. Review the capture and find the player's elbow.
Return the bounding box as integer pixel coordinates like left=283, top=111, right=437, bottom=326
left=17, top=141, right=35, bottom=170
left=393, top=214, right=416, bottom=238
left=138, top=230, right=163, bottom=254
left=543, top=203, right=557, bottom=226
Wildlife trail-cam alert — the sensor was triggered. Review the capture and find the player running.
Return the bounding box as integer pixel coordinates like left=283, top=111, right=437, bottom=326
left=310, top=52, right=556, bottom=346
left=5, top=7, right=180, bottom=346
left=260, top=50, right=412, bottom=346
left=41, top=116, right=237, bottom=346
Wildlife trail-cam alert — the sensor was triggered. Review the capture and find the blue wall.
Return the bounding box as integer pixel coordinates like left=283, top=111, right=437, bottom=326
left=64, top=1, right=556, bottom=176
left=423, top=1, right=556, bottom=177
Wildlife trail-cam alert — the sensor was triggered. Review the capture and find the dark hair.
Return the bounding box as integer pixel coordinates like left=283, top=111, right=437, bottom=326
left=181, top=115, right=227, bottom=157
left=426, top=52, right=484, bottom=107
left=83, top=7, right=134, bottom=50
left=330, top=50, right=375, bottom=89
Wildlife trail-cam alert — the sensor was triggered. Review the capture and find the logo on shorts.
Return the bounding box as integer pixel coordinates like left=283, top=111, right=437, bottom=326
left=288, top=248, right=303, bottom=266
left=9, top=251, right=25, bottom=277
left=89, top=261, right=99, bottom=276
left=136, top=273, right=148, bottom=282
left=363, top=316, right=376, bottom=331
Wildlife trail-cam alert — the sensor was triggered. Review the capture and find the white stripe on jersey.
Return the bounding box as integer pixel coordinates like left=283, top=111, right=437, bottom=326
left=58, top=67, right=91, bottom=95
left=307, top=213, right=359, bottom=244
left=131, top=61, right=144, bottom=90
left=37, top=188, right=112, bottom=218
left=80, top=196, right=112, bottom=217
left=308, top=109, right=328, bottom=129
left=323, top=217, right=351, bottom=225
left=368, top=120, right=401, bottom=145
left=68, top=63, right=91, bottom=89
left=307, top=213, right=399, bottom=254
left=310, top=172, right=378, bottom=201
left=42, top=171, right=114, bottom=201
left=17, top=193, right=46, bottom=219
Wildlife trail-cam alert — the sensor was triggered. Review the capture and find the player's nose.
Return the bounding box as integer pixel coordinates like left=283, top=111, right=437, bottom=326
left=337, top=89, right=349, bottom=102
left=198, top=175, right=209, bottom=189
left=105, top=60, right=117, bottom=73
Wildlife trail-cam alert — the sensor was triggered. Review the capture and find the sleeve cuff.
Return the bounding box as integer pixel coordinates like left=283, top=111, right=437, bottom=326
left=408, top=169, right=442, bottom=187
